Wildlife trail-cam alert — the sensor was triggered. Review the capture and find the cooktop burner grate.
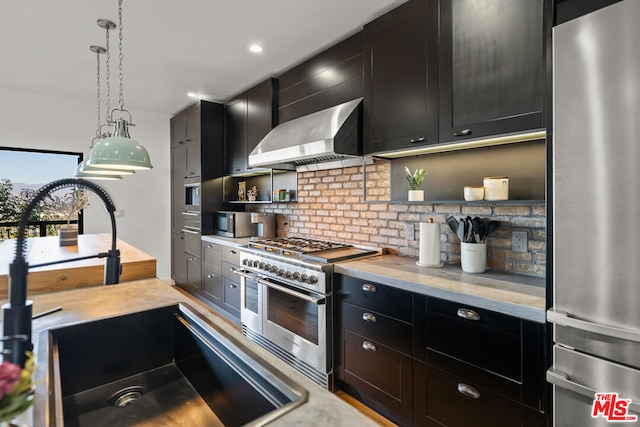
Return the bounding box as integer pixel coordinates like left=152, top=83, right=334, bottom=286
left=248, top=237, right=353, bottom=256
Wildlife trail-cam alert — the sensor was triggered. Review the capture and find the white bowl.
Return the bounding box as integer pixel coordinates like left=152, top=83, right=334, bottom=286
left=464, top=186, right=484, bottom=201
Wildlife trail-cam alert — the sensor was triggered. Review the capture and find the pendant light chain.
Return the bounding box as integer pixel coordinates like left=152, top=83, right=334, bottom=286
left=105, top=25, right=111, bottom=124
left=96, top=49, right=102, bottom=138
left=117, top=0, right=125, bottom=111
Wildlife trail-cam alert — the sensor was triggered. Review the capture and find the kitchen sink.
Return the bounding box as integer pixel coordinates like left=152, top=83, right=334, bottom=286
left=39, top=304, right=308, bottom=426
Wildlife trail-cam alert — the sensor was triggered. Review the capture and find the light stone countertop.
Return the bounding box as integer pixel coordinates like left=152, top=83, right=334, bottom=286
left=201, top=234, right=253, bottom=247
left=26, top=279, right=378, bottom=426
left=335, top=254, right=547, bottom=323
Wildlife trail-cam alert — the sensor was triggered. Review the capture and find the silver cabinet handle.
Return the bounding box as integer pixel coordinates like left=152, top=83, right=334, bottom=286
left=457, top=308, right=481, bottom=321
left=548, top=309, right=640, bottom=343
left=410, top=136, right=425, bottom=143
left=207, top=244, right=214, bottom=248
left=362, top=313, right=377, bottom=322
left=362, top=341, right=377, bottom=352
left=362, top=284, right=377, bottom=293
left=229, top=284, right=237, bottom=289
left=181, top=211, right=200, bottom=216
left=181, top=228, right=200, bottom=235
left=230, top=249, right=237, bottom=254
left=457, top=383, right=481, bottom=399
left=206, top=273, right=216, bottom=278
left=454, top=129, right=472, bottom=136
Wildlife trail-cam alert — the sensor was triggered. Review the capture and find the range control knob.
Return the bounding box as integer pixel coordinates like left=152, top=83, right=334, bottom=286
left=300, top=274, right=308, bottom=283
left=242, top=259, right=249, bottom=266
left=259, top=262, right=265, bottom=270
left=285, top=271, right=293, bottom=279
left=270, top=265, right=278, bottom=273
left=277, top=269, right=285, bottom=277
left=308, top=275, right=318, bottom=285
left=292, top=272, right=301, bottom=281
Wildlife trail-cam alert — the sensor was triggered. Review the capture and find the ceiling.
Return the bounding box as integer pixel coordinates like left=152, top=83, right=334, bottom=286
left=1, top=0, right=406, bottom=116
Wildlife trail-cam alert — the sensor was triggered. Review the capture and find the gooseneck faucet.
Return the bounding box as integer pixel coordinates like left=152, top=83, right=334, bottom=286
left=2, top=179, right=121, bottom=366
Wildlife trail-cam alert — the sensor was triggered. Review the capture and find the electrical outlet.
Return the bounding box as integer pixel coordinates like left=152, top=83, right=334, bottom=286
left=405, top=224, right=415, bottom=241
left=512, top=231, right=528, bottom=252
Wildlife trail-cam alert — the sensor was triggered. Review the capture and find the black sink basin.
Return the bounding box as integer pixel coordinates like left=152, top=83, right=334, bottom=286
left=39, top=304, right=308, bottom=426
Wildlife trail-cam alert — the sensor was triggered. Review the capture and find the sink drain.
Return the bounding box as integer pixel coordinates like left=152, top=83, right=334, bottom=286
left=109, top=386, right=146, bottom=407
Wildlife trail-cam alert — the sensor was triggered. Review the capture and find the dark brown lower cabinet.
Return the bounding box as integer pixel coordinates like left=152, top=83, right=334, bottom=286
left=334, top=274, right=549, bottom=427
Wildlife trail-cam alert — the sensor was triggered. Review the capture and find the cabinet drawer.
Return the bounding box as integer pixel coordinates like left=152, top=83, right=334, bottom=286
left=428, top=296, right=520, bottom=335
left=340, top=302, right=412, bottom=355
left=341, top=329, right=412, bottom=419
left=336, top=275, right=413, bottom=322
left=221, top=261, right=237, bottom=282
left=426, top=364, right=523, bottom=427
left=221, top=245, right=240, bottom=264
left=426, top=297, right=522, bottom=382
left=202, top=242, right=220, bottom=269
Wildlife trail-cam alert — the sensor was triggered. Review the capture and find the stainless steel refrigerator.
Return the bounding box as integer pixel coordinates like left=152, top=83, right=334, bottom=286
left=548, top=1, right=640, bottom=426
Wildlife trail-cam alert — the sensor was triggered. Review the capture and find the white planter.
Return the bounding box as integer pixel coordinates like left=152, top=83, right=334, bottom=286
left=460, top=242, right=487, bottom=273
left=408, top=190, right=424, bottom=202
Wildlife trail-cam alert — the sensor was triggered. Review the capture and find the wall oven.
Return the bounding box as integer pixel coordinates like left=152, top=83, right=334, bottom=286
left=232, top=237, right=381, bottom=390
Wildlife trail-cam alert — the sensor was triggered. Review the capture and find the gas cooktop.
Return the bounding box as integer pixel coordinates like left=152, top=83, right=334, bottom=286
left=246, top=237, right=381, bottom=263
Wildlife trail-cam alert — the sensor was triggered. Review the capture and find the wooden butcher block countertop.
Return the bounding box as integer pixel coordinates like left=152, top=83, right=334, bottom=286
left=0, top=233, right=156, bottom=297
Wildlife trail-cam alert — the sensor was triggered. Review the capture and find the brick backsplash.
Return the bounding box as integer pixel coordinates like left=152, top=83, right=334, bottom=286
left=250, top=163, right=546, bottom=278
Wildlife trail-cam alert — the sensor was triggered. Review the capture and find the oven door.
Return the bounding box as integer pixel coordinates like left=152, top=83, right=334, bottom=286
left=234, top=269, right=262, bottom=334
left=261, top=278, right=330, bottom=373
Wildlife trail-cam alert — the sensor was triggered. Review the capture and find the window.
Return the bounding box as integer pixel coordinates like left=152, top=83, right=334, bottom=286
left=0, top=147, right=83, bottom=241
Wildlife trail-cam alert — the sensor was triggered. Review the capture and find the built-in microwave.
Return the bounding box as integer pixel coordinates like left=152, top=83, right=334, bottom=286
left=184, top=180, right=200, bottom=210
left=214, top=211, right=257, bottom=238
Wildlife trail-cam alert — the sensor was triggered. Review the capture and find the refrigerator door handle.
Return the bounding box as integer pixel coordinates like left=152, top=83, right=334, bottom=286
left=547, top=368, right=640, bottom=413
left=548, top=309, right=640, bottom=343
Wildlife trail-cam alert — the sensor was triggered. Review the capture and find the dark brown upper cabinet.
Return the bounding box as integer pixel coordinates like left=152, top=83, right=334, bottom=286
left=225, top=78, right=277, bottom=175
left=438, top=0, right=550, bottom=143
left=363, top=0, right=439, bottom=155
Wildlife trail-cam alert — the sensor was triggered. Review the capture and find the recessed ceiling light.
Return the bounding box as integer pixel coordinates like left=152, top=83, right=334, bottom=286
left=249, top=44, right=263, bottom=53
left=187, top=92, right=198, bottom=98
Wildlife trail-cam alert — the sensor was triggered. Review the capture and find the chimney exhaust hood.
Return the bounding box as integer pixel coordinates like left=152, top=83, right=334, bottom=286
left=248, top=98, right=363, bottom=171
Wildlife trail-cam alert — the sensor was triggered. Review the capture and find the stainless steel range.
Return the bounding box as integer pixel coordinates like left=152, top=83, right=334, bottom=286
left=232, top=237, right=381, bottom=390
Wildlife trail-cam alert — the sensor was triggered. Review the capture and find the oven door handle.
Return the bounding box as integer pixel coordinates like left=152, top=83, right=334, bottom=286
left=231, top=267, right=326, bottom=305
left=257, top=278, right=326, bottom=305
left=230, top=267, right=259, bottom=282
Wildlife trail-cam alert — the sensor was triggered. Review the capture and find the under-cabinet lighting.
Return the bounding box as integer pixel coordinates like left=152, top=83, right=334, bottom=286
left=372, top=130, right=547, bottom=158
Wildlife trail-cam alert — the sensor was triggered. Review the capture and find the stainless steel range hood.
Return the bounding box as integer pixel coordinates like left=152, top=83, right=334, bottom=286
left=248, top=98, right=363, bottom=171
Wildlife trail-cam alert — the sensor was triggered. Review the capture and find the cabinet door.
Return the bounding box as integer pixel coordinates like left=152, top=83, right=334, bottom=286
left=170, top=114, right=187, bottom=147
left=363, top=0, right=438, bottom=154
left=185, top=254, right=202, bottom=294
left=222, top=278, right=241, bottom=318
left=185, top=106, right=201, bottom=142
left=340, top=329, right=412, bottom=421
left=171, top=233, right=187, bottom=284
left=225, top=96, right=247, bottom=175
left=246, top=78, right=275, bottom=159
left=170, top=145, right=187, bottom=234
left=439, top=0, right=546, bottom=142
left=202, top=267, right=222, bottom=306
left=185, top=139, right=201, bottom=178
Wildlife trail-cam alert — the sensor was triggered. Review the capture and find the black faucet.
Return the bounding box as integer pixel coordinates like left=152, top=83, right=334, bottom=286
left=2, top=179, right=121, bottom=366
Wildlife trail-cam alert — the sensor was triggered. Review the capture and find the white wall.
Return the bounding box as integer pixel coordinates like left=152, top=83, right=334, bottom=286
left=0, top=87, right=172, bottom=279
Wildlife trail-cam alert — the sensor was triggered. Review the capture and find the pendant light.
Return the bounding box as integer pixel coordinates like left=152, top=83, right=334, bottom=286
left=75, top=43, right=124, bottom=180
left=86, top=0, right=153, bottom=171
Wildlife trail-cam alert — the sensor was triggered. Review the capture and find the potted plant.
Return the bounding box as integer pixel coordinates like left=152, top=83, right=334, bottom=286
left=53, top=188, right=90, bottom=246
left=405, top=167, right=426, bottom=201
left=247, top=185, right=258, bottom=202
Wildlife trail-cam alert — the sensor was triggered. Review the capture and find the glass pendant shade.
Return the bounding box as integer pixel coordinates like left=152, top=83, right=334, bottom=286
left=79, top=159, right=135, bottom=176
left=86, top=118, right=153, bottom=170
left=74, top=161, right=122, bottom=180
